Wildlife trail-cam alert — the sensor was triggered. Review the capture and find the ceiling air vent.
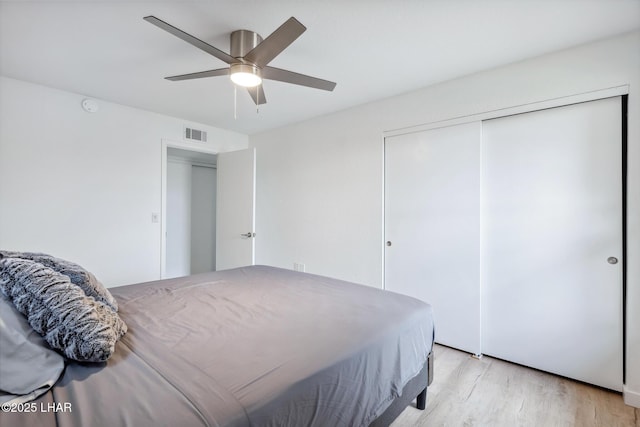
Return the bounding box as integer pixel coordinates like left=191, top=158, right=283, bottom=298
left=184, top=127, right=207, bottom=143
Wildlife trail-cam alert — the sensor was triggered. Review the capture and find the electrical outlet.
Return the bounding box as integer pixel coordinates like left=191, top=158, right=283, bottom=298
left=293, top=262, right=305, bottom=272
left=151, top=213, right=159, bottom=223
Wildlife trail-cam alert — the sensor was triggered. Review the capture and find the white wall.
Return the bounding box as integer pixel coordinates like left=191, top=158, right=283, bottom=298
left=0, top=76, right=248, bottom=286
left=250, top=31, right=640, bottom=405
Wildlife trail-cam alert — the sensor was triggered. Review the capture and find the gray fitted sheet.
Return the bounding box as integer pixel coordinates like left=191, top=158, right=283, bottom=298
left=0, top=265, right=433, bottom=427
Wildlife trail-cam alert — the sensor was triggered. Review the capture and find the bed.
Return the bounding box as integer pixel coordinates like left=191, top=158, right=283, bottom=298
left=1, top=264, right=434, bottom=426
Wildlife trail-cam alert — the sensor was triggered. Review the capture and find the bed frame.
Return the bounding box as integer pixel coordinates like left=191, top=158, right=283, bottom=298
left=370, top=349, right=434, bottom=426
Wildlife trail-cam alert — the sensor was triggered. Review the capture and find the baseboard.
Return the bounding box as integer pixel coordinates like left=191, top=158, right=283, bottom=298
left=623, top=386, right=640, bottom=408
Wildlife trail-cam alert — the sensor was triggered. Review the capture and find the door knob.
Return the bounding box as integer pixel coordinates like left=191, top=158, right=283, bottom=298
left=386, top=241, right=392, bottom=247
left=607, top=257, right=618, bottom=264
left=241, top=232, right=255, bottom=238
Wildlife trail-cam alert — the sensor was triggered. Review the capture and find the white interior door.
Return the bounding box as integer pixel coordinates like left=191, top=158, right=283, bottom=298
left=216, top=148, right=256, bottom=270
left=481, top=97, right=623, bottom=391
left=385, top=122, right=482, bottom=354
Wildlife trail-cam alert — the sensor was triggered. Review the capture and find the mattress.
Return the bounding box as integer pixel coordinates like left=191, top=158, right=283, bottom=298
left=1, top=265, right=434, bottom=426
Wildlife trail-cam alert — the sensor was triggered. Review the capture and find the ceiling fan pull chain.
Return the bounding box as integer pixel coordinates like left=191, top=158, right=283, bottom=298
left=234, top=85, right=238, bottom=120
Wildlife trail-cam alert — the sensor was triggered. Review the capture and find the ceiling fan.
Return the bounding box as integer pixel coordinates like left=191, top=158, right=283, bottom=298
left=144, top=16, right=337, bottom=105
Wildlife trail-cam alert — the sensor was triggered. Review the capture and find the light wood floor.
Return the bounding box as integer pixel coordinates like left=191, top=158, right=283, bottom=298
left=391, top=344, right=639, bottom=427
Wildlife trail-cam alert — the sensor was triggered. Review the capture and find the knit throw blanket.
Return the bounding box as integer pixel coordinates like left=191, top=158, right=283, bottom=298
left=0, top=256, right=127, bottom=362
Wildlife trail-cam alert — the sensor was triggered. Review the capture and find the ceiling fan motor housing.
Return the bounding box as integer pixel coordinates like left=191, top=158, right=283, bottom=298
left=230, top=30, right=263, bottom=61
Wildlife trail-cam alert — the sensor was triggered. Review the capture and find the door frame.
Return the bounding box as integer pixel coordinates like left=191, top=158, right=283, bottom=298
left=160, top=139, right=219, bottom=279
left=383, top=86, right=628, bottom=139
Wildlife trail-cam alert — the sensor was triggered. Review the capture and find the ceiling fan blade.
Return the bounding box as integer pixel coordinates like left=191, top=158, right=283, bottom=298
left=165, top=68, right=229, bottom=81
left=262, top=66, right=336, bottom=91
left=247, top=85, right=267, bottom=105
left=144, top=16, right=235, bottom=65
left=243, top=17, right=306, bottom=67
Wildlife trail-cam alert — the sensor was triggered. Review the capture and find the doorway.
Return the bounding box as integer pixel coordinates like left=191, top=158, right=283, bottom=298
left=165, top=147, right=217, bottom=278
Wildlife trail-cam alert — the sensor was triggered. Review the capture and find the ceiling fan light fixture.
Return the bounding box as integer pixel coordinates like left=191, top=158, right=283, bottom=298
left=230, top=63, right=262, bottom=87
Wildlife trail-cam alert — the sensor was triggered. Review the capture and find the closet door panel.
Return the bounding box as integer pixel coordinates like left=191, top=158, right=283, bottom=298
left=385, top=122, right=481, bottom=354
left=481, top=97, right=623, bottom=391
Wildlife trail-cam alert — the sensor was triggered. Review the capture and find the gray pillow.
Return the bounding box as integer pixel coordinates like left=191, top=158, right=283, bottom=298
left=0, top=294, right=65, bottom=404
left=0, top=251, right=118, bottom=311
left=0, top=257, right=127, bottom=362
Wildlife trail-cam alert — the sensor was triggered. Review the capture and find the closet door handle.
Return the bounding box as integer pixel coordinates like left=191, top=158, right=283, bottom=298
left=607, top=257, right=618, bottom=264
left=241, top=232, right=255, bottom=238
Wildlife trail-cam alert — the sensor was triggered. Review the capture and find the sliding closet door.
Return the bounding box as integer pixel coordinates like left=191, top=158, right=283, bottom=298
left=481, top=97, right=623, bottom=390
left=385, top=122, right=481, bottom=354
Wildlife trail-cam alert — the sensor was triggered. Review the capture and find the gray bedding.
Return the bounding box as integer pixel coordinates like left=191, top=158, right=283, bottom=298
left=0, top=295, right=65, bottom=405
left=0, top=265, right=434, bottom=426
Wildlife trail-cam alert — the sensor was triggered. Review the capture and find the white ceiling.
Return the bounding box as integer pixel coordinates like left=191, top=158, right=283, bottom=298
left=1, top=1, right=639, bottom=135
